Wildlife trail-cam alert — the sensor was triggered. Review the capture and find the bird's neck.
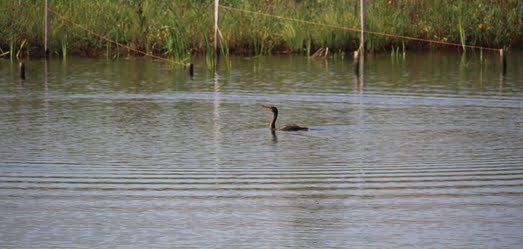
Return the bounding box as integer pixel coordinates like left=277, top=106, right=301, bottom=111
left=269, top=112, right=277, bottom=130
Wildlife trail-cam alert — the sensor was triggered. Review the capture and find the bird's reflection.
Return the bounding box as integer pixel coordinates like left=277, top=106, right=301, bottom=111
left=270, top=130, right=278, bottom=143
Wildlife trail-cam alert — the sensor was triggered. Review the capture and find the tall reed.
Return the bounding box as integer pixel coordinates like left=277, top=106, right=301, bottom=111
left=203, top=32, right=216, bottom=71
left=458, top=17, right=466, bottom=53
left=60, top=35, right=68, bottom=60
left=15, top=39, right=26, bottom=60
left=9, top=38, right=15, bottom=61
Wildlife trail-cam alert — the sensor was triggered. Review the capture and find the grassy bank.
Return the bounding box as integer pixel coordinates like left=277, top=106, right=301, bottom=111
left=1, top=0, right=522, bottom=60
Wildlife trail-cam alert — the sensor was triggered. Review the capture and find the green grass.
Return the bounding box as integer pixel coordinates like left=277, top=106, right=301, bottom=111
left=1, top=0, right=522, bottom=60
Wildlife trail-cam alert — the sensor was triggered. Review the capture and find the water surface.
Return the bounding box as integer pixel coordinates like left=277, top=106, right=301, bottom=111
left=1, top=52, right=523, bottom=248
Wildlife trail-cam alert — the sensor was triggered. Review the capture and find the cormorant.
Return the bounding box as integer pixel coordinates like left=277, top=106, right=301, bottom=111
left=263, top=105, right=308, bottom=131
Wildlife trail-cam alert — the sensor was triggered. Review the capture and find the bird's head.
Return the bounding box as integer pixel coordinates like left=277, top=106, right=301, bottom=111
left=262, top=105, right=278, bottom=114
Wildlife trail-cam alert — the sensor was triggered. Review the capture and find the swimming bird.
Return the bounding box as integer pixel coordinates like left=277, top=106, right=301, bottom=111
left=263, top=105, right=308, bottom=131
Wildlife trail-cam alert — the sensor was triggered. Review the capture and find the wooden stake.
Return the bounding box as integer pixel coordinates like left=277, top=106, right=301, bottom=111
left=360, top=0, right=366, bottom=52
left=214, top=0, right=220, bottom=58
left=19, top=61, right=25, bottom=80
left=500, top=49, right=507, bottom=76
left=354, top=0, right=365, bottom=78
left=44, top=0, right=50, bottom=58
left=188, top=63, right=194, bottom=77
left=353, top=50, right=360, bottom=76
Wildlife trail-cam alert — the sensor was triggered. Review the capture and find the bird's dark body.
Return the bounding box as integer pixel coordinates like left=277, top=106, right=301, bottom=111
left=279, top=124, right=309, bottom=131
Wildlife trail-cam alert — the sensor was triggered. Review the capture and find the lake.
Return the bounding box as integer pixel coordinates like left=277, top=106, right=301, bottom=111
left=1, top=51, right=522, bottom=248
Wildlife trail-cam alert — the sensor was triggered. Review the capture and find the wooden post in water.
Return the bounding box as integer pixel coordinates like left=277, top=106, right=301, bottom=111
left=188, top=63, right=194, bottom=77
left=44, top=0, right=50, bottom=58
left=500, top=49, right=507, bottom=76
left=353, top=50, right=360, bottom=76
left=19, top=61, right=25, bottom=80
left=214, top=0, right=220, bottom=58
left=354, top=0, right=366, bottom=77
left=359, top=0, right=366, bottom=52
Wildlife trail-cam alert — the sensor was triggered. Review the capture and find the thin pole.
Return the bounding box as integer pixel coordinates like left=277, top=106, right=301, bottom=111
left=500, top=49, right=506, bottom=76
left=214, top=0, right=220, bottom=57
left=44, top=0, right=50, bottom=58
left=354, top=0, right=366, bottom=78
left=360, top=0, right=365, bottom=52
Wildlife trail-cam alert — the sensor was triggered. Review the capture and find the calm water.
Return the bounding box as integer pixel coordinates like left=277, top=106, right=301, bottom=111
left=1, top=52, right=523, bottom=248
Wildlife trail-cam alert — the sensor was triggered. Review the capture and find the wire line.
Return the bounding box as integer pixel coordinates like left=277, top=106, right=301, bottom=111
left=219, top=4, right=502, bottom=52
left=47, top=6, right=186, bottom=65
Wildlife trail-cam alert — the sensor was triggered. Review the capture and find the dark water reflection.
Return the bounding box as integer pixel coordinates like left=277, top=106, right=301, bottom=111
left=1, top=52, right=522, bottom=248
